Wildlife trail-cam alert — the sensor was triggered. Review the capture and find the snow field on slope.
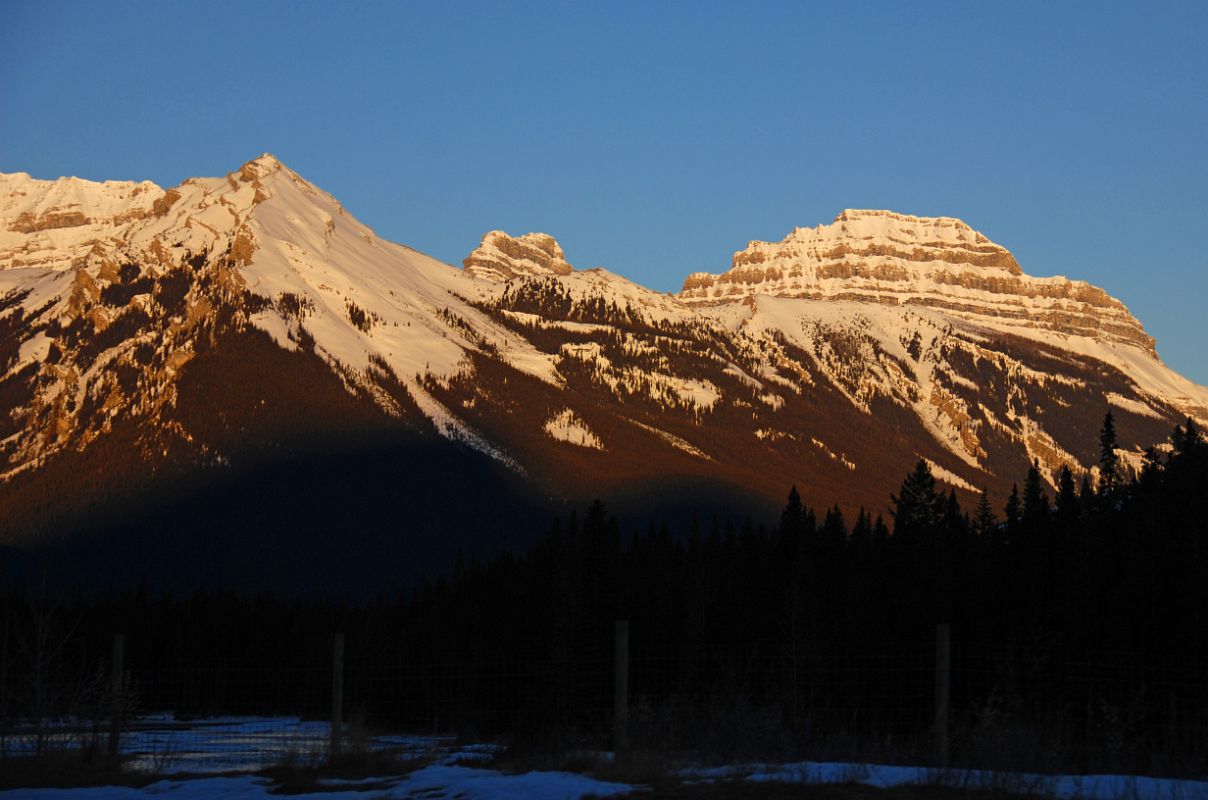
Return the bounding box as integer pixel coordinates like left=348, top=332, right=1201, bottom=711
left=729, top=295, right=988, bottom=472
left=544, top=409, right=604, bottom=449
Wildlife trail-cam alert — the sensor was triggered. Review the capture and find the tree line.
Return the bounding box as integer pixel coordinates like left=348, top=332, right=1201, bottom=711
left=1, top=412, right=1205, bottom=772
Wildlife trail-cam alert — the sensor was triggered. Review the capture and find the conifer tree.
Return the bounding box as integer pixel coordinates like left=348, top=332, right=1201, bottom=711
left=1022, top=461, right=1051, bottom=526
left=850, top=508, right=873, bottom=548
left=1079, top=474, right=1094, bottom=509
left=1139, top=446, right=1164, bottom=487
left=1186, top=417, right=1202, bottom=448
left=1004, top=483, right=1022, bottom=540
left=821, top=504, right=847, bottom=547
left=1098, top=410, right=1120, bottom=496
left=935, top=489, right=964, bottom=622
left=1172, top=417, right=1203, bottom=458
left=942, top=489, right=965, bottom=537
left=779, top=485, right=804, bottom=566
left=872, top=514, right=890, bottom=542
left=972, top=487, right=996, bottom=538
left=890, top=459, right=946, bottom=540
left=1055, top=465, right=1081, bottom=530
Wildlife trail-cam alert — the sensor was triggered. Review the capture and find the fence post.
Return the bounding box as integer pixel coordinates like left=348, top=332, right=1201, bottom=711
left=108, top=633, right=124, bottom=758
left=331, top=632, right=344, bottom=760
left=934, top=623, right=951, bottom=768
left=614, top=620, right=629, bottom=760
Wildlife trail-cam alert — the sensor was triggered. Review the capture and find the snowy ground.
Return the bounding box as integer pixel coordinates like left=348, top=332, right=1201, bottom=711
left=0, top=765, right=634, bottom=800
left=6, top=760, right=1208, bottom=800
left=4, top=716, right=1208, bottom=799
left=685, top=761, right=1208, bottom=800
left=0, top=714, right=500, bottom=774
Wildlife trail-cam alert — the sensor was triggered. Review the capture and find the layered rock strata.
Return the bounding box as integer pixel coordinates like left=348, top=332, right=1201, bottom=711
left=462, top=231, right=573, bottom=281
left=680, top=209, right=1154, bottom=353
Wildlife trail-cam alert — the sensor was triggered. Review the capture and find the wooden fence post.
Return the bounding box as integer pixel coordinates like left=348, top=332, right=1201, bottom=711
left=934, top=623, right=951, bottom=768
left=614, top=620, right=629, bottom=760
left=331, top=632, right=344, bottom=760
left=108, top=633, right=124, bottom=758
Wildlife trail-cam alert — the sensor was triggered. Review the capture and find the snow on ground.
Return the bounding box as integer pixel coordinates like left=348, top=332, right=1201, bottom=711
left=684, top=761, right=1208, bottom=800
left=409, top=386, right=525, bottom=471
left=626, top=418, right=712, bottom=460
left=0, top=716, right=499, bottom=776
left=6, top=757, right=1208, bottom=800
left=544, top=409, right=604, bottom=449
left=923, top=457, right=979, bottom=492
left=0, top=765, right=634, bottom=800
left=1104, top=391, right=1163, bottom=420
left=5, top=715, right=1208, bottom=800
left=123, top=716, right=332, bottom=774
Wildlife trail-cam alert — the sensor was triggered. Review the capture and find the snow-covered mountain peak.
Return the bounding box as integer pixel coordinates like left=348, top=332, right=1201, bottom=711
left=690, top=208, right=1022, bottom=288
left=825, top=209, right=1013, bottom=267
left=679, top=209, right=1154, bottom=355
left=238, top=153, right=284, bottom=180
left=3, top=157, right=1208, bottom=540
left=463, top=230, right=573, bottom=282
left=832, top=207, right=987, bottom=234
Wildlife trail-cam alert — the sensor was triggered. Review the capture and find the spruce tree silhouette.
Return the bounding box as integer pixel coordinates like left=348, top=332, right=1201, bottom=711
left=1098, top=410, right=1120, bottom=497
left=889, top=459, right=945, bottom=542
left=1055, top=465, right=1080, bottom=526
left=1022, top=461, right=1051, bottom=527
left=1004, top=483, right=1022, bottom=541
left=778, top=485, right=804, bottom=569
left=849, top=508, right=873, bottom=553
left=820, top=505, right=847, bottom=550
left=972, top=487, right=997, bottom=538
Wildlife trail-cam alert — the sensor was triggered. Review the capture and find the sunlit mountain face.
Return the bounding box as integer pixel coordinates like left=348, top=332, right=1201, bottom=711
left=1, top=156, right=1204, bottom=589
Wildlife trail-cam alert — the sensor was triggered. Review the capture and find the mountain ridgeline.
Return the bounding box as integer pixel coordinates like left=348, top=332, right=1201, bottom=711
left=1, top=155, right=1207, bottom=590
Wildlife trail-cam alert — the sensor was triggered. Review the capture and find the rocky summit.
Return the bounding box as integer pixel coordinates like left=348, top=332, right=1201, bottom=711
left=680, top=209, right=1153, bottom=352
left=463, top=230, right=573, bottom=282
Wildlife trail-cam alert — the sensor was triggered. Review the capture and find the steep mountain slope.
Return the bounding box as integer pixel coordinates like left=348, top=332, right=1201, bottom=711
left=1, top=157, right=1206, bottom=566
left=675, top=211, right=1208, bottom=481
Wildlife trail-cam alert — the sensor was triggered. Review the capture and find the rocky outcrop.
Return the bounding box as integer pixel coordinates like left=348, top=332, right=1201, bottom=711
left=9, top=209, right=92, bottom=233
left=0, top=172, right=164, bottom=271
left=680, top=209, right=1155, bottom=354
left=463, top=231, right=573, bottom=282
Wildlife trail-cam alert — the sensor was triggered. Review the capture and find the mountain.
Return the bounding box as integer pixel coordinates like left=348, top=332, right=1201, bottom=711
left=1, top=155, right=1206, bottom=587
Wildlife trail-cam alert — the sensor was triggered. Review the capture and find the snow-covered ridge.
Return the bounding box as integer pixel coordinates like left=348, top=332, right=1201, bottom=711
left=0, top=154, right=539, bottom=475
left=2, top=155, right=1207, bottom=509
left=0, top=171, right=165, bottom=271
left=679, top=209, right=1154, bottom=354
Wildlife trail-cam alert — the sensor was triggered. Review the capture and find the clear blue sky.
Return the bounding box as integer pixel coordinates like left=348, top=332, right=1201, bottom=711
left=3, top=1, right=1206, bottom=383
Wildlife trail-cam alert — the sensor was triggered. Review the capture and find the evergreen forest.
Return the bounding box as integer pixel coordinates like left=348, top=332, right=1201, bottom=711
left=2, top=413, right=1206, bottom=774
